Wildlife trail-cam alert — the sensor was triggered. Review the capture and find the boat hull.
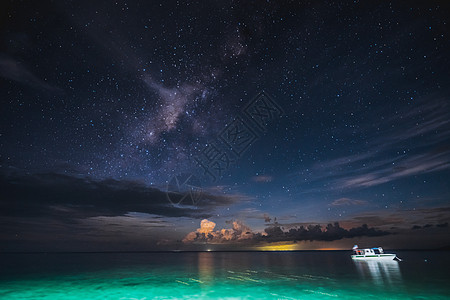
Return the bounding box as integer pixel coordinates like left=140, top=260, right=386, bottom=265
left=351, top=254, right=396, bottom=260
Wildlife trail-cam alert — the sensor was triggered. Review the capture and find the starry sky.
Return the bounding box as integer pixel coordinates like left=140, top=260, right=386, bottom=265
left=1, top=0, right=449, bottom=252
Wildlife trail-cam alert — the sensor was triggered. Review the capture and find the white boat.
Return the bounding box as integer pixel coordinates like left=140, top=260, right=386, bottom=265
left=351, top=245, right=398, bottom=260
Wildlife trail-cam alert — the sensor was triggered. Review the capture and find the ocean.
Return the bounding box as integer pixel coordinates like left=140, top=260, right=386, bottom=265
left=0, top=251, right=449, bottom=299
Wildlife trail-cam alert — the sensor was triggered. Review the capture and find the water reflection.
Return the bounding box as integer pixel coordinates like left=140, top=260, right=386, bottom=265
left=354, top=260, right=402, bottom=286
left=197, top=252, right=214, bottom=284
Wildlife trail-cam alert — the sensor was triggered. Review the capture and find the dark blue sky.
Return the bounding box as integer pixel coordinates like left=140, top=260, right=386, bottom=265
left=1, top=0, right=449, bottom=251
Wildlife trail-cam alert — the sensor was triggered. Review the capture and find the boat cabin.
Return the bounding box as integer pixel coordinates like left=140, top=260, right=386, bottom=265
left=353, top=247, right=384, bottom=255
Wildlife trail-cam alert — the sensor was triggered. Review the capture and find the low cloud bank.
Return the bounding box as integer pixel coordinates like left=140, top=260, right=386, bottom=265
left=183, top=219, right=254, bottom=243
left=183, top=219, right=391, bottom=244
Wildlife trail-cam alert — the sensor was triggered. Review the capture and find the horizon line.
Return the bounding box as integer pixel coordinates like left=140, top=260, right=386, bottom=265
left=2, top=248, right=449, bottom=254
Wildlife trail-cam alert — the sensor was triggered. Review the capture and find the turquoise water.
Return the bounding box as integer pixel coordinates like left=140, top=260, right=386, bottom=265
left=0, top=251, right=449, bottom=299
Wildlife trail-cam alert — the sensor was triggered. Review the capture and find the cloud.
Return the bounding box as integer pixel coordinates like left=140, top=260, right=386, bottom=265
left=292, top=97, right=450, bottom=192
left=412, top=224, right=433, bottom=230
left=344, top=207, right=450, bottom=230
left=337, top=151, right=450, bottom=189
left=78, top=213, right=172, bottom=239
left=182, top=219, right=216, bottom=243
left=0, top=171, right=244, bottom=221
left=182, top=219, right=254, bottom=243
left=412, top=222, right=449, bottom=230
left=252, top=175, right=273, bottom=182
left=373, top=97, right=450, bottom=147
left=316, top=147, right=450, bottom=191
left=0, top=54, right=61, bottom=92
left=346, top=215, right=405, bottom=228
left=261, top=223, right=390, bottom=243
left=198, top=219, right=217, bottom=235
left=330, top=198, right=367, bottom=206
left=182, top=219, right=391, bottom=244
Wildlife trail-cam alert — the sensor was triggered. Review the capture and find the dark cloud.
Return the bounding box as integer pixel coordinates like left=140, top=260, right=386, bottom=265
left=0, top=171, right=242, bottom=221
left=261, top=222, right=391, bottom=243
left=412, top=222, right=449, bottom=230
left=348, top=214, right=406, bottom=227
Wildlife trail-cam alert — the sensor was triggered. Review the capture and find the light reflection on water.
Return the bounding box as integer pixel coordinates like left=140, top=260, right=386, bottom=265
left=0, top=251, right=449, bottom=299
left=353, top=259, right=402, bottom=286
left=198, top=252, right=214, bottom=284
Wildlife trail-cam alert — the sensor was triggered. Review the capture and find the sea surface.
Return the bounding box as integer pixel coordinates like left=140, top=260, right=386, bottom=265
left=0, top=251, right=449, bottom=299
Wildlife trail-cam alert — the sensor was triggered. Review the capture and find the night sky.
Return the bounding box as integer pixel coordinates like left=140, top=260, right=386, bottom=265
left=1, top=0, right=449, bottom=252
